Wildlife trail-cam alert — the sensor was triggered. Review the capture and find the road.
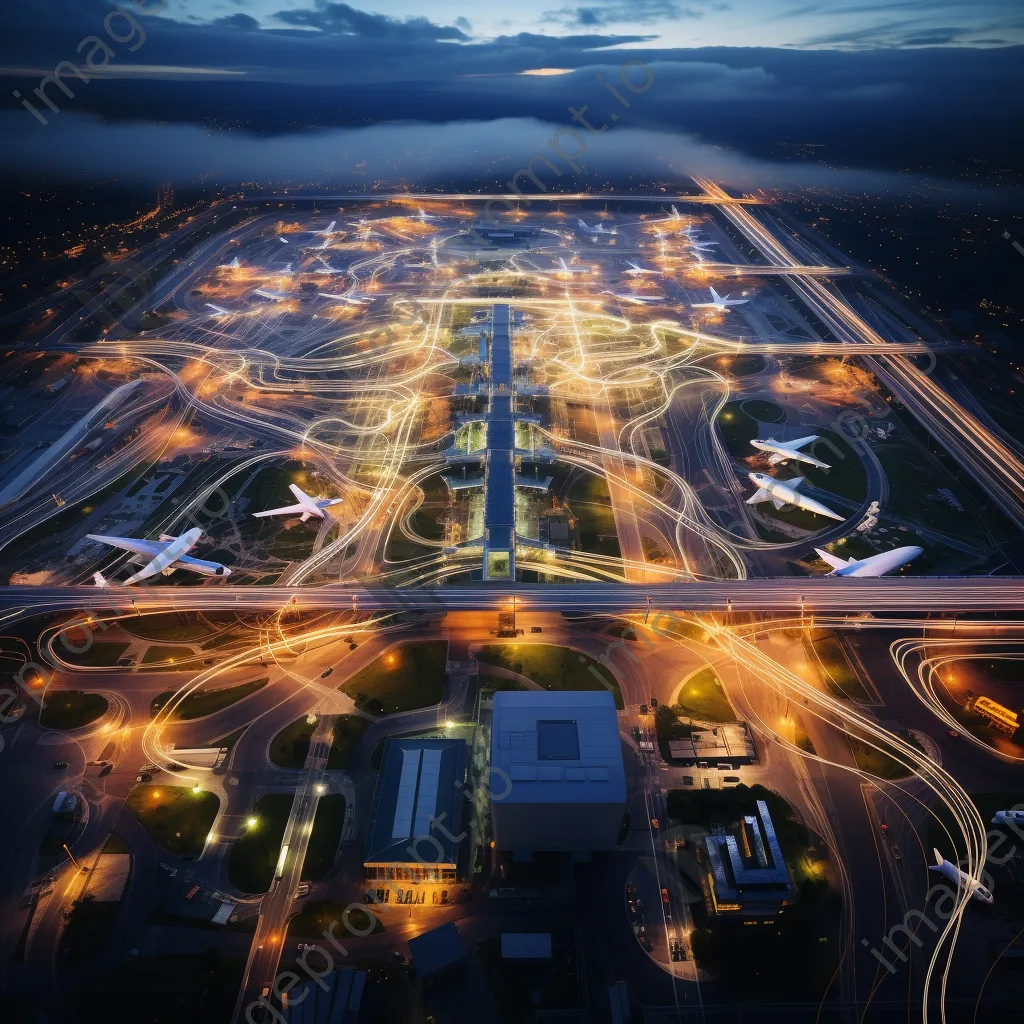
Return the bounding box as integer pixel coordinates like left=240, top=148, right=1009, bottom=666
left=0, top=577, right=1022, bottom=619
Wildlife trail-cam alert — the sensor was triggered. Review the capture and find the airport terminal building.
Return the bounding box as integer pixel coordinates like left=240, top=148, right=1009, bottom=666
left=364, top=737, right=469, bottom=884
left=490, top=691, right=627, bottom=856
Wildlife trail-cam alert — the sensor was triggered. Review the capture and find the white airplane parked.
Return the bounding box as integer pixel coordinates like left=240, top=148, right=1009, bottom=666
left=86, top=528, right=231, bottom=585
left=318, top=291, right=370, bottom=306
left=277, top=236, right=289, bottom=244
left=313, top=221, right=338, bottom=248
left=814, top=545, right=923, bottom=577
left=751, top=435, right=831, bottom=469
left=220, top=257, right=242, bottom=270
left=602, top=290, right=665, bottom=305
left=992, top=810, right=1024, bottom=827
left=205, top=303, right=233, bottom=317
left=929, top=849, right=993, bottom=904
left=693, top=287, right=748, bottom=312
left=578, top=219, right=616, bottom=236
left=746, top=473, right=845, bottom=521
left=253, top=484, right=344, bottom=522
left=624, top=261, right=660, bottom=277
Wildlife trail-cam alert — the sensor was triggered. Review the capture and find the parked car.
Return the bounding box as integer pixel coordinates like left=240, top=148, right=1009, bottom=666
left=136, top=772, right=152, bottom=783
left=52, top=761, right=69, bottom=771
left=320, top=667, right=334, bottom=679
left=530, top=626, right=543, bottom=633
left=723, top=775, right=740, bottom=784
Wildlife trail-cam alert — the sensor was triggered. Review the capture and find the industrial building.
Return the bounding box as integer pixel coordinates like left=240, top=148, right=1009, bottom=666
left=702, top=799, right=795, bottom=919
left=667, top=722, right=757, bottom=767
left=363, top=737, right=468, bottom=885
left=490, top=690, right=627, bottom=856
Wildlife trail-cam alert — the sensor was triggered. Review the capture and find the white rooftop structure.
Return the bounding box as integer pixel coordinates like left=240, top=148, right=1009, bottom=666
left=490, top=690, right=626, bottom=854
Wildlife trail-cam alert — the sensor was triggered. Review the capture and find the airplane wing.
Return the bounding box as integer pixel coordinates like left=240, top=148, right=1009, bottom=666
left=252, top=504, right=307, bottom=518
left=814, top=548, right=854, bottom=571
left=788, top=435, right=820, bottom=450
left=786, top=477, right=806, bottom=490
left=771, top=498, right=786, bottom=510
left=87, top=534, right=165, bottom=558
left=746, top=489, right=771, bottom=505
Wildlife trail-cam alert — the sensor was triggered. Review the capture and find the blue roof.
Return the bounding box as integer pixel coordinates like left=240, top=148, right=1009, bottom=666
left=491, top=691, right=626, bottom=805
left=408, top=921, right=467, bottom=977
left=364, top=738, right=467, bottom=865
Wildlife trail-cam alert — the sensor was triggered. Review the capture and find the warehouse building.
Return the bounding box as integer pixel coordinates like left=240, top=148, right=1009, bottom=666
left=490, top=691, right=626, bottom=856
left=363, top=737, right=468, bottom=885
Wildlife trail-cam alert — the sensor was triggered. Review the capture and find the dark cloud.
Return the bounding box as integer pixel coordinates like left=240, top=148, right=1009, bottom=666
left=544, top=1, right=709, bottom=27
left=271, top=2, right=469, bottom=41
left=213, top=13, right=261, bottom=31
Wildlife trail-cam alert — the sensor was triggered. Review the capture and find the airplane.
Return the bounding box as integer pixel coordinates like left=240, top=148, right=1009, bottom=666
left=277, top=236, right=289, bottom=244
left=578, top=219, right=616, bottom=236
left=318, top=291, right=370, bottom=305
left=205, top=303, right=233, bottom=317
left=624, top=261, right=660, bottom=277
left=219, top=257, right=242, bottom=270
left=751, top=435, right=832, bottom=469
left=814, top=545, right=923, bottom=577
left=417, top=208, right=437, bottom=223
left=746, top=473, right=845, bottom=521
left=253, top=484, right=344, bottom=522
left=929, top=849, right=993, bottom=904
left=602, top=290, right=665, bottom=305
left=86, top=528, right=231, bottom=585
left=253, top=288, right=290, bottom=302
left=693, top=287, right=748, bottom=312
left=307, top=221, right=339, bottom=250
left=992, top=809, right=1024, bottom=827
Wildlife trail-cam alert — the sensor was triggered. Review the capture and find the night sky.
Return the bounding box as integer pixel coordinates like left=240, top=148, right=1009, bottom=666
left=0, top=1, right=1021, bottom=192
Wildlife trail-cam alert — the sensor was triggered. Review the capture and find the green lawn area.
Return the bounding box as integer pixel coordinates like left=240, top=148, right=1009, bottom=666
left=269, top=717, right=317, bottom=769
left=142, top=645, right=197, bottom=666
left=741, top=399, right=787, bottom=423
left=40, top=690, right=108, bottom=729
left=151, top=677, right=268, bottom=720
left=288, top=899, right=383, bottom=938
left=120, top=613, right=216, bottom=642
left=479, top=673, right=529, bottom=699
left=302, top=794, right=346, bottom=880
left=60, top=642, right=131, bottom=668
left=228, top=792, right=293, bottom=894
left=717, top=401, right=760, bottom=458
left=326, top=715, right=371, bottom=769
left=847, top=737, right=912, bottom=780
left=674, top=666, right=735, bottom=722
left=125, top=785, right=220, bottom=858
left=474, top=644, right=624, bottom=709
left=567, top=472, right=621, bottom=558
left=339, top=641, right=447, bottom=715
left=805, top=632, right=871, bottom=702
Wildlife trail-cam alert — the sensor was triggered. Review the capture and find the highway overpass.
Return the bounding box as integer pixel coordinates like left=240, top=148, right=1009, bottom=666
left=0, top=577, right=1021, bottom=617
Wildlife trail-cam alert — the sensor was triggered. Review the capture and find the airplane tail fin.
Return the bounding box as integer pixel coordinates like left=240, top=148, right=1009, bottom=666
left=815, top=548, right=853, bottom=572
left=932, top=848, right=945, bottom=868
